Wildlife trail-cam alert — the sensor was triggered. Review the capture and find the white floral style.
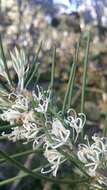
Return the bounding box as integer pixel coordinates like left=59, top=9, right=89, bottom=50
left=33, top=86, right=51, bottom=114
left=0, top=94, right=31, bottom=125
left=77, top=135, right=107, bottom=176
left=0, top=109, right=22, bottom=125
left=41, top=144, right=65, bottom=176
left=51, top=118, right=71, bottom=148
left=2, top=122, right=42, bottom=147
left=65, top=109, right=86, bottom=142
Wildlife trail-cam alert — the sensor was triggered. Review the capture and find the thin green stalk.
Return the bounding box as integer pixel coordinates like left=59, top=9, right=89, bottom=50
left=25, top=63, right=40, bottom=88
left=24, top=41, right=42, bottom=88
left=0, top=36, right=13, bottom=86
left=0, top=150, right=89, bottom=186
left=0, top=164, right=48, bottom=186
left=0, top=165, right=89, bottom=186
left=67, top=37, right=81, bottom=109
left=62, top=59, right=76, bottom=114
left=103, top=108, right=107, bottom=136
left=49, top=46, right=56, bottom=93
left=0, top=150, right=55, bottom=181
left=80, top=31, right=90, bottom=113
left=0, top=148, right=43, bottom=163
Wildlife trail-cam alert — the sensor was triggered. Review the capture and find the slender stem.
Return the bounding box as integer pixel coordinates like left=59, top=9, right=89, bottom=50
left=0, top=35, right=13, bottom=86
left=103, top=108, right=107, bottom=136
left=0, top=165, right=89, bottom=186
left=62, top=59, right=76, bottom=114
left=80, top=31, right=90, bottom=139
left=24, top=41, right=42, bottom=88
left=67, top=37, right=81, bottom=109
left=0, top=148, right=43, bottom=163
left=0, top=164, right=49, bottom=186
left=49, top=46, right=56, bottom=93
left=25, top=63, right=40, bottom=88
left=0, top=150, right=89, bottom=186
left=80, top=31, right=90, bottom=113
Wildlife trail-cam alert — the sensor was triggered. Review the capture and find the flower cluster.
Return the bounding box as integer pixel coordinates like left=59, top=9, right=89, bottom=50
left=0, top=48, right=107, bottom=188
left=1, top=83, right=107, bottom=182
left=0, top=85, right=87, bottom=176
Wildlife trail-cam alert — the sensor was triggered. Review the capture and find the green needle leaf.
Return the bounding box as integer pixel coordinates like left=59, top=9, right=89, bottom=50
left=80, top=31, right=90, bottom=113
left=24, top=41, right=42, bottom=88
left=67, top=36, right=81, bottom=109
left=49, top=46, right=56, bottom=92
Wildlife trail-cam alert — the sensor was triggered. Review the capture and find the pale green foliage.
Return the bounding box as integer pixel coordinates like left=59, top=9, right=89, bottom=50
left=10, top=47, right=28, bottom=91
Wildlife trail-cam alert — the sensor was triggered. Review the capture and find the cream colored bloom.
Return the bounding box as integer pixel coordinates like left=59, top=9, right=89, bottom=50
left=0, top=94, right=31, bottom=125
left=41, top=144, right=65, bottom=176
left=0, top=109, right=21, bottom=125
left=33, top=86, right=51, bottom=114
left=51, top=118, right=71, bottom=148
left=10, top=94, right=29, bottom=111
left=2, top=122, right=42, bottom=147
left=77, top=135, right=107, bottom=176
left=65, top=109, right=86, bottom=142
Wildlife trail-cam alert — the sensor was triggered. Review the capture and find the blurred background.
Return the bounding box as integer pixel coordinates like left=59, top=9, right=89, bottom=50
left=0, top=0, right=107, bottom=189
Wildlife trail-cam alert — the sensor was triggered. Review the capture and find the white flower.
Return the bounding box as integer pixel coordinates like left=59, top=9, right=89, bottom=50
left=2, top=122, right=43, bottom=147
left=65, top=109, right=86, bottom=142
left=33, top=86, right=51, bottom=114
left=0, top=94, right=31, bottom=125
left=51, top=118, right=71, bottom=148
left=0, top=109, right=21, bottom=125
left=2, top=126, right=25, bottom=142
left=92, top=135, right=107, bottom=154
left=41, top=144, right=65, bottom=176
left=77, top=135, right=107, bottom=177
left=22, top=122, right=44, bottom=148
left=10, top=94, right=29, bottom=111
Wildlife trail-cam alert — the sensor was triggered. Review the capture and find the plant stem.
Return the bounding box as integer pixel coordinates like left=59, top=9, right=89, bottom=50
left=24, top=41, right=42, bottom=88
left=67, top=37, right=81, bottom=109
left=0, top=167, right=89, bottom=186
left=80, top=31, right=90, bottom=139
left=103, top=108, right=107, bottom=136
left=62, top=59, right=76, bottom=114
left=0, top=148, right=43, bottom=163
left=0, top=150, right=90, bottom=186
left=80, top=31, right=90, bottom=113
left=49, top=46, right=56, bottom=93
